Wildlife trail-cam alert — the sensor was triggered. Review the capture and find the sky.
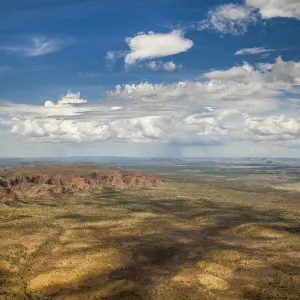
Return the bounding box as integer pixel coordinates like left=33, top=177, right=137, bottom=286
left=0, top=0, right=300, bottom=158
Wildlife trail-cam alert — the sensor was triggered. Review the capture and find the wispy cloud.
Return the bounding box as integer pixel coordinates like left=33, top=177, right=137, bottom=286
left=0, top=36, right=73, bottom=57
left=198, top=4, right=258, bottom=35
left=77, top=72, right=101, bottom=78
left=105, top=51, right=117, bottom=62
left=235, top=47, right=275, bottom=56
left=198, top=1, right=300, bottom=36
left=0, top=66, right=11, bottom=74
left=104, top=50, right=125, bottom=63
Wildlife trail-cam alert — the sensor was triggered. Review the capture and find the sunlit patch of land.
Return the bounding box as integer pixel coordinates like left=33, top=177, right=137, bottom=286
left=273, top=183, right=300, bottom=192
left=1, top=163, right=300, bottom=299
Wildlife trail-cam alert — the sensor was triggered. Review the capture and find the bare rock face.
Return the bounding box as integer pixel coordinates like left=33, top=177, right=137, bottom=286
left=0, top=165, right=164, bottom=202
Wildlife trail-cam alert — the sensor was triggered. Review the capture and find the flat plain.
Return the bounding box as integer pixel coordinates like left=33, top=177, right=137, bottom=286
left=1, top=158, right=300, bottom=299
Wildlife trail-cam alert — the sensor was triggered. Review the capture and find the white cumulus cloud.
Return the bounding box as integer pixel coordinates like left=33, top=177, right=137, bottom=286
left=146, top=61, right=161, bottom=71
left=256, top=62, right=274, bottom=72
left=204, top=56, right=300, bottom=85
left=163, top=61, right=179, bottom=72
left=244, top=113, right=300, bottom=137
left=146, top=60, right=182, bottom=72
left=246, top=0, right=300, bottom=19
left=44, top=91, right=87, bottom=107
left=264, top=56, right=300, bottom=84
left=124, top=30, right=193, bottom=65
left=1, top=57, right=300, bottom=149
left=203, top=62, right=260, bottom=83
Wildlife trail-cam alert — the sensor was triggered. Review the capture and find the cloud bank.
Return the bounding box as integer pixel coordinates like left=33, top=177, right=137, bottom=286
left=1, top=57, right=300, bottom=153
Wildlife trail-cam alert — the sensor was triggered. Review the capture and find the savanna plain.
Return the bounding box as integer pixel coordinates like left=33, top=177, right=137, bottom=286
left=1, top=158, right=300, bottom=300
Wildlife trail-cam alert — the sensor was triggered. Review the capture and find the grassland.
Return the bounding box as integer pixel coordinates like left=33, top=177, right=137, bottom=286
left=1, top=162, right=300, bottom=299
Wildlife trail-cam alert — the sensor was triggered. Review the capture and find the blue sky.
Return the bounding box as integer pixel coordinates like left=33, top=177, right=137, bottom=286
left=0, top=0, right=300, bottom=157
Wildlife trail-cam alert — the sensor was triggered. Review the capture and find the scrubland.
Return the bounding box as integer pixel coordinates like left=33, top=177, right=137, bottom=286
left=1, top=165, right=300, bottom=299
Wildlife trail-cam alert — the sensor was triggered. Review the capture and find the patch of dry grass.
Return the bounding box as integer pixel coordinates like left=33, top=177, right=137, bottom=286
left=1, top=180, right=300, bottom=299
left=198, top=274, right=229, bottom=290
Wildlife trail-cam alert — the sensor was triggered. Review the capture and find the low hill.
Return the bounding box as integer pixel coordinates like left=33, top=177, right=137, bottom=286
left=0, top=165, right=164, bottom=202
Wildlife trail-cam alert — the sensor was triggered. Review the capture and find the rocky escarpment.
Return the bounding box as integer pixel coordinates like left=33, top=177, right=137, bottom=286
left=0, top=165, right=164, bottom=202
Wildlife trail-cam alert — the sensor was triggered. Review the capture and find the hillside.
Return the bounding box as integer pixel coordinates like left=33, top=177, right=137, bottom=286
left=0, top=165, right=164, bottom=202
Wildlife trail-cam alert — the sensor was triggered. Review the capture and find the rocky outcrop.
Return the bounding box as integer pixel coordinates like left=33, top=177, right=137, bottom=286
left=0, top=165, right=164, bottom=201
